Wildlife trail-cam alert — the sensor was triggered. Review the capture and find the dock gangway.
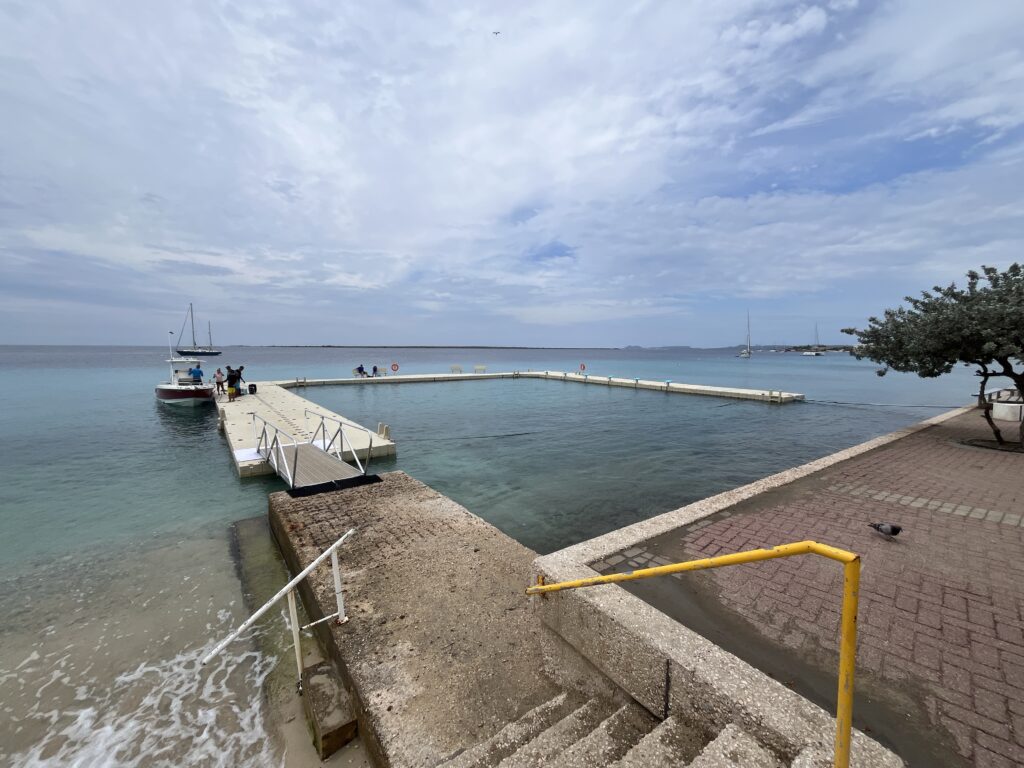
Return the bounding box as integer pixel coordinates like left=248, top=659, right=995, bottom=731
left=252, top=413, right=369, bottom=489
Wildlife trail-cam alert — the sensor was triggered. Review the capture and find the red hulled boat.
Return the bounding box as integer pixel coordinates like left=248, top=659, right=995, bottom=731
left=155, top=336, right=215, bottom=406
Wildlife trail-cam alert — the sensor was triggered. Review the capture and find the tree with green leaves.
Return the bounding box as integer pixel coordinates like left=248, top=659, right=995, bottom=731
left=843, top=264, right=1024, bottom=445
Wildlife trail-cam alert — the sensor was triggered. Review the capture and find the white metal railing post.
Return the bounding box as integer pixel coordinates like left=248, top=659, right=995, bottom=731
left=286, top=439, right=296, bottom=487
left=273, top=437, right=283, bottom=484
left=335, top=425, right=344, bottom=460
left=331, top=548, right=347, bottom=624
left=202, top=528, right=356, bottom=673
left=303, top=409, right=372, bottom=475
left=339, top=426, right=365, bottom=475
left=286, top=589, right=303, bottom=689
left=328, top=423, right=343, bottom=458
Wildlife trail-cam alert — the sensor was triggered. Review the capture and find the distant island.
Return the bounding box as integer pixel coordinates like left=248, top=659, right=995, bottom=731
left=258, top=344, right=617, bottom=350
left=229, top=343, right=857, bottom=352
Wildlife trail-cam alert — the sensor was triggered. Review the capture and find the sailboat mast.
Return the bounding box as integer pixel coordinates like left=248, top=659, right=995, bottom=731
left=167, top=331, right=175, bottom=380
left=189, top=303, right=197, bottom=347
left=208, top=321, right=213, bottom=348
left=746, top=312, right=751, bottom=355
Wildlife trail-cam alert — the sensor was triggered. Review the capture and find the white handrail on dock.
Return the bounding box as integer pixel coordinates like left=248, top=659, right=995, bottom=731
left=201, top=528, right=355, bottom=690
left=979, top=387, right=1022, bottom=403
left=252, top=413, right=300, bottom=487
left=304, top=409, right=374, bottom=475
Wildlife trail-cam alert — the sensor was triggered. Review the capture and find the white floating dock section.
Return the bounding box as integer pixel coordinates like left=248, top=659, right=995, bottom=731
left=272, top=371, right=803, bottom=403
left=218, top=383, right=396, bottom=478
left=533, top=371, right=803, bottom=403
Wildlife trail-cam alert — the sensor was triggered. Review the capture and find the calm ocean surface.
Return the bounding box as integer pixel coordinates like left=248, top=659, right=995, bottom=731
left=0, top=345, right=976, bottom=765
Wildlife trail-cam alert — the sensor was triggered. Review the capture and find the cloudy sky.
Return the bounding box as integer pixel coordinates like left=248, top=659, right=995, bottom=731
left=2, top=1, right=1023, bottom=346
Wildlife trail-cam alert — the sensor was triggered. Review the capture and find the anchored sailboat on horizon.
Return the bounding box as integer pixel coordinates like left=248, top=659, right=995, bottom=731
left=175, top=303, right=222, bottom=356
left=737, top=312, right=752, bottom=358
left=802, top=323, right=825, bottom=356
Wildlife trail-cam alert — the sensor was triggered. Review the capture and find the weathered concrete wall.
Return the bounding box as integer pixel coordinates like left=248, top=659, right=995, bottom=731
left=532, top=562, right=902, bottom=766
left=268, top=472, right=564, bottom=768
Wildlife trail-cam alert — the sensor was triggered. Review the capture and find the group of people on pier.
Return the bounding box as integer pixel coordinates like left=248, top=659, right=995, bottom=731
left=187, top=363, right=247, bottom=401
left=216, top=366, right=246, bottom=401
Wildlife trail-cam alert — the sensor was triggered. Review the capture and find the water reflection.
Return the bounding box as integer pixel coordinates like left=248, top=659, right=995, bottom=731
left=153, top=399, right=221, bottom=440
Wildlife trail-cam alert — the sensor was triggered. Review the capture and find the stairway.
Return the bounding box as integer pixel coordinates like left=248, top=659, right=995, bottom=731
left=440, top=692, right=784, bottom=768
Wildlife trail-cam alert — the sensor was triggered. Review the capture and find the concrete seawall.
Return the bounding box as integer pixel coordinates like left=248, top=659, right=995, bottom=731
left=268, top=471, right=899, bottom=767
left=267, top=473, right=564, bottom=767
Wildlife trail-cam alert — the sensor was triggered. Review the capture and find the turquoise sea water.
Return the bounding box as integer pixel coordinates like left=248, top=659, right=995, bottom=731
left=0, top=345, right=977, bottom=764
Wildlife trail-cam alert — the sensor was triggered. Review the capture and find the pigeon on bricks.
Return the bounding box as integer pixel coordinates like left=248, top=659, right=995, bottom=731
left=868, top=522, right=902, bottom=540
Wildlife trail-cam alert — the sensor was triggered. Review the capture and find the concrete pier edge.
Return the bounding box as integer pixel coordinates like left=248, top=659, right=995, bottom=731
left=267, top=502, right=387, bottom=765
left=539, top=404, right=973, bottom=567
left=531, top=406, right=978, bottom=767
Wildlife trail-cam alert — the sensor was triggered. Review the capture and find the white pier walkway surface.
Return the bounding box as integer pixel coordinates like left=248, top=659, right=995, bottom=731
left=276, top=370, right=803, bottom=403
left=218, top=383, right=396, bottom=480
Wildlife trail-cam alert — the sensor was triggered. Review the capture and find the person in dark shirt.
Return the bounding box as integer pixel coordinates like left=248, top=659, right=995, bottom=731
left=226, top=367, right=239, bottom=401
left=237, top=366, right=246, bottom=395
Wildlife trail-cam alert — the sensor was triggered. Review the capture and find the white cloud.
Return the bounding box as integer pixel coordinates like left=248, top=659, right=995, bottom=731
left=1, top=0, right=1023, bottom=345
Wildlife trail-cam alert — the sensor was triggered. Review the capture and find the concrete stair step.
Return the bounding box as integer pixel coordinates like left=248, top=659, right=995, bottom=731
left=497, top=698, right=615, bottom=768
left=441, top=692, right=575, bottom=768
left=554, top=702, right=659, bottom=768
left=300, top=661, right=358, bottom=760
left=687, top=724, right=783, bottom=768
left=615, top=715, right=707, bottom=767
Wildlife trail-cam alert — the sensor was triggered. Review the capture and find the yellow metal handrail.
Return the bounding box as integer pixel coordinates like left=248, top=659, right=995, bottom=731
left=526, top=540, right=860, bottom=768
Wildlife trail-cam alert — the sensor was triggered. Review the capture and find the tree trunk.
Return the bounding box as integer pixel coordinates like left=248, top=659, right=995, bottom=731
left=996, top=361, right=1024, bottom=445
left=981, top=405, right=1006, bottom=445
left=1009, top=372, right=1024, bottom=445
left=976, top=369, right=1005, bottom=444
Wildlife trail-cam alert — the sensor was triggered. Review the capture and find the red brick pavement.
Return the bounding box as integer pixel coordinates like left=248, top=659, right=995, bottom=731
left=634, top=412, right=1024, bottom=767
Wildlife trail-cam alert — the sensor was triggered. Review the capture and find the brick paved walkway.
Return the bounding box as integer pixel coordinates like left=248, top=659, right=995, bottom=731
left=597, top=412, right=1024, bottom=767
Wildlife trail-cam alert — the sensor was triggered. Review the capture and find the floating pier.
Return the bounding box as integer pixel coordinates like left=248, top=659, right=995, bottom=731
left=529, top=371, right=803, bottom=403
left=219, top=371, right=799, bottom=479
left=218, top=383, right=396, bottom=479
left=274, top=370, right=804, bottom=404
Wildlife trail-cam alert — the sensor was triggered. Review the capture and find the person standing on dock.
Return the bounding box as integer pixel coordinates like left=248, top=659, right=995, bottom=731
left=372, top=364, right=378, bottom=377
left=226, top=367, right=239, bottom=401
left=237, top=366, right=246, bottom=395
left=214, top=368, right=225, bottom=394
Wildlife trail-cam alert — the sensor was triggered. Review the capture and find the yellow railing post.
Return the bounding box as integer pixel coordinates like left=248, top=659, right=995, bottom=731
left=527, top=540, right=861, bottom=768
left=833, top=558, right=860, bottom=768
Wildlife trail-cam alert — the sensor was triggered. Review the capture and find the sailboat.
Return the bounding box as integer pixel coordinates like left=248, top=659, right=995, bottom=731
left=737, top=312, right=752, bottom=358
left=802, top=323, right=825, bottom=356
left=175, top=303, right=222, bottom=356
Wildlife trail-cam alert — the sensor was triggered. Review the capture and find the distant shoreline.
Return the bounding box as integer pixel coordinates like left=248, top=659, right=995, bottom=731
left=259, top=344, right=616, bottom=350
left=0, top=343, right=855, bottom=351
